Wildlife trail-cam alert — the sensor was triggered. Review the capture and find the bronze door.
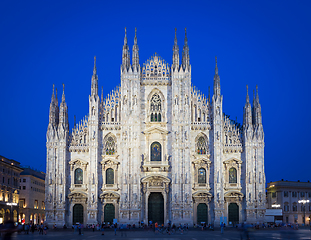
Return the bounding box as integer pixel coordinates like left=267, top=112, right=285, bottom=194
left=148, top=192, right=164, bottom=224
left=73, top=204, right=83, bottom=224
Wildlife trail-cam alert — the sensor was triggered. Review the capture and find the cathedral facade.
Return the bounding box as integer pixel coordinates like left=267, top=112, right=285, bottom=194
left=45, top=29, right=266, bottom=226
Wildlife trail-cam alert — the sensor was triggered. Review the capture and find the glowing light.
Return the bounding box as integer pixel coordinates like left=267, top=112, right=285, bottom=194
left=271, top=204, right=281, bottom=208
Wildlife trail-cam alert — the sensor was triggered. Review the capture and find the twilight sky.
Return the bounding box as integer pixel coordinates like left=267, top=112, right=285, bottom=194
left=0, top=0, right=310, bottom=183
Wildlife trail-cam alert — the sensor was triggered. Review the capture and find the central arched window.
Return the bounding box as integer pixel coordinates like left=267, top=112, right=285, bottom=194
left=198, top=168, right=206, bottom=183
left=74, top=168, right=83, bottom=184
left=150, top=94, right=161, bottom=122
left=150, top=142, right=161, bottom=161
left=106, top=168, right=114, bottom=184
left=105, top=136, right=115, bottom=155
left=229, top=167, right=237, bottom=183
left=197, top=136, right=207, bottom=154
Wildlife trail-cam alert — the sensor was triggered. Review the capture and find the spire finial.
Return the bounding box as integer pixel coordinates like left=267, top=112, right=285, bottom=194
left=61, top=83, right=65, bottom=102
left=93, top=56, right=97, bottom=75
left=215, top=56, right=218, bottom=75
left=208, top=86, right=211, bottom=102
left=184, top=27, right=188, bottom=44
left=246, top=85, right=249, bottom=103
left=124, top=27, right=127, bottom=45
left=101, top=86, right=103, bottom=102
left=256, top=85, right=259, bottom=101
left=55, top=87, right=58, bottom=99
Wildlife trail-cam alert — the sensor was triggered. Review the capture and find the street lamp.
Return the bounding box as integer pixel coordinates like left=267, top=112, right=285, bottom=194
left=298, top=200, right=310, bottom=225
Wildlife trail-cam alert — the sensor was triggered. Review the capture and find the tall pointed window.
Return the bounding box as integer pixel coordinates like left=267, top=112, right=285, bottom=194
left=150, top=142, right=161, bottom=161
left=105, top=136, right=115, bottom=155
left=229, top=167, right=237, bottom=183
left=74, top=168, right=83, bottom=184
left=197, top=136, right=207, bottom=154
left=106, top=168, right=114, bottom=184
left=150, top=94, right=161, bottom=122
left=198, top=168, right=206, bottom=184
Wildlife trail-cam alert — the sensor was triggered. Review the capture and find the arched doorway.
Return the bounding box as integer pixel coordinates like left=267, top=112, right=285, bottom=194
left=73, top=204, right=84, bottom=224
left=104, top=204, right=115, bottom=224
left=197, top=203, right=208, bottom=224
left=148, top=192, right=164, bottom=224
left=228, top=203, right=239, bottom=224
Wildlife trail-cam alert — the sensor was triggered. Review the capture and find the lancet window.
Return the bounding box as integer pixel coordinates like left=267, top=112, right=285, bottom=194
left=198, top=168, right=206, bottom=184
left=229, top=167, right=237, bottom=183
left=106, top=168, right=114, bottom=184
left=105, top=136, right=115, bottom=155
left=150, top=94, right=161, bottom=122
left=196, top=136, right=207, bottom=154
left=74, top=168, right=83, bottom=184
left=150, top=142, right=161, bottom=161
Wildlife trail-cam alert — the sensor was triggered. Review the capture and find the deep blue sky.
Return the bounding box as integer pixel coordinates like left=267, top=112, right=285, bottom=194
left=1, top=0, right=310, bottom=183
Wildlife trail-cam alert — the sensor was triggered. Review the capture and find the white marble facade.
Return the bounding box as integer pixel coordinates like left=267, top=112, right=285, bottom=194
left=45, top=28, right=266, bottom=227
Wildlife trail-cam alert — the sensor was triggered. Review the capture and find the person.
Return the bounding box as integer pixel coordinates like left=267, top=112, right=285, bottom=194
left=154, top=222, right=158, bottom=233
left=220, top=222, right=224, bottom=234
left=101, top=222, right=105, bottom=235
left=43, top=224, right=47, bottom=235
left=78, top=223, right=82, bottom=235
left=114, top=223, right=117, bottom=235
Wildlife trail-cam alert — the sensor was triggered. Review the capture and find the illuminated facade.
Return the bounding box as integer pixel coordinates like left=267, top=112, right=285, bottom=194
left=45, top=29, right=266, bottom=226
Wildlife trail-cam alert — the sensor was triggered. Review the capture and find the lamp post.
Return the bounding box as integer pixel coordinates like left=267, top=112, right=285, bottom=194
left=298, top=199, right=310, bottom=225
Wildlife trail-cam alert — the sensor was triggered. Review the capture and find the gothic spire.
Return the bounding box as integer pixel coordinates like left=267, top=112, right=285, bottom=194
left=172, top=28, right=180, bottom=70
left=243, top=85, right=252, bottom=126
left=213, top=56, right=221, bottom=97
left=91, top=56, right=98, bottom=96
left=122, top=27, right=130, bottom=71
left=101, top=86, right=104, bottom=103
left=182, top=28, right=190, bottom=70
left=49, top=84, right=56, bottom=125
left=252, top=86, right=262, bottom=125
left=132, top=27, right=139, bottom=71
left=61, top=83, right=65, bottom=103
left=59, top=83, right=68, bottom=127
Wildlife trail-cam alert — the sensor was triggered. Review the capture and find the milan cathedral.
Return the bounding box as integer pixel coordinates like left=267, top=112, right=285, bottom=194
left=45, top=28, right=266, bottom=226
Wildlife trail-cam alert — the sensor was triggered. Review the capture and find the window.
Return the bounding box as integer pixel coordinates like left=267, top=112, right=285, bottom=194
left=7, top=178, right=9, bottom=184
left=301, top=205, right=304, bottom=212
left=284, top=205, right=289, bottom=212
left=284, top=191, right=289, bottom=197
left=300, top=192, right=305, bottom=198
left=22, top=186, right=26, bottom=190
left=292, top=192, right=297, bottom=197
left=42, top=201, right=45, bottom=210
left=272, top=192, right=276, bottom=198
left=150, top=142, right=161, bottom=161
left=106, top=168, right=114, bottom=184
left=19, top=199, right=25, bottom=208
left=34, top=200, right=38, bottom=209
left=23, top=179, right=26, bottom=182
left=2, top=177, right=4, bottom=183
left=229, top=167, right=237, bottom=183
left=198, top=168, right=206, bottom=184
left=74, top=168, right=83, bottom=184
left=293, top=205, right=297, bottom=212
left=196, top=136, right=207, bottom=154
left=309, top=192, right=311, bottom=198
left=150, top=93, right=161, bottom=122
left=105, top=136, right=115, bottom=155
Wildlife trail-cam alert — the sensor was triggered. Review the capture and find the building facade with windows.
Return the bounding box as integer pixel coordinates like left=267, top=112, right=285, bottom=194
left=0, top=155, right=23, bottom=223
left=45, top=29, right=266, bottom=227
left=267, top=180, right=311, bottom=225
left=19, top=168, right=45, bottom=224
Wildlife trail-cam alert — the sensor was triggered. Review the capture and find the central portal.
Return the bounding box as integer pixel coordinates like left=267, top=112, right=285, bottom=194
left=148, top=192, right=164, bottom=224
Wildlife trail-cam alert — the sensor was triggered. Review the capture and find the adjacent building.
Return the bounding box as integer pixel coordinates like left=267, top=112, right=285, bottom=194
left=45, top=28, right=266, bottom=226
left=267, top=180, right=311, bottom=225
left=0, top=155, right=23, bottom=223
left=19, top=167, right=45, bottom=224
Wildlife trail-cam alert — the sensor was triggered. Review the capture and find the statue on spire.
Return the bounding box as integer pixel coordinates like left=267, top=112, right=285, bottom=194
left=172, top=28, right=179, bottom=70
left=122, top=27, right=130, bottom=71
left=182, top=28, right=190, bottom=70
left=132, top=27, right=139, bottom=71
